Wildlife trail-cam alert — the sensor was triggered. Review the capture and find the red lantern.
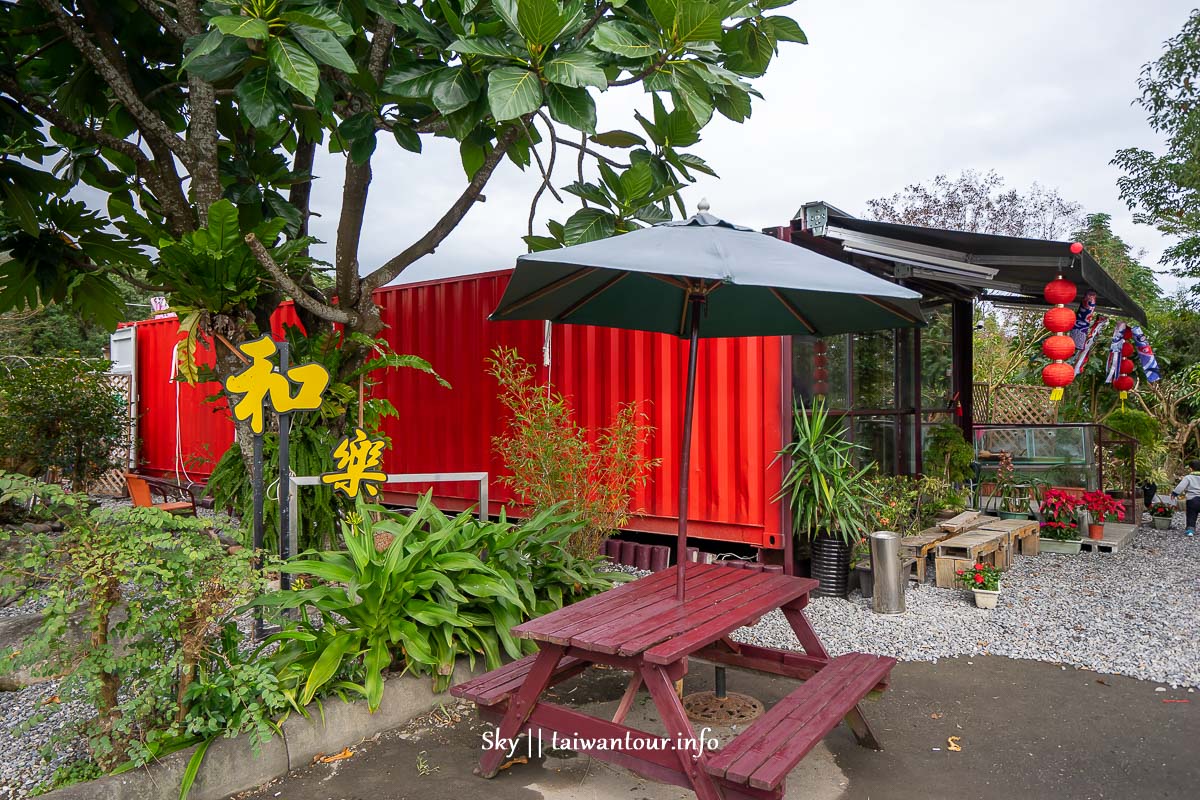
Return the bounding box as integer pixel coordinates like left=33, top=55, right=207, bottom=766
left=1042, top=362, right=1075, bottom=388
left=813, top=381, right=829, bottom=396
left=1114, top=375, right=1135, bottom=392
left=1069, top=242, right=1084, bottom=255
left=1043, top=307, right=1075, bottom=333
left=813, top=354, right=827, bottom=369
left=814, top=368, right=829, bottom=381
left=1043, top=278, right=1077, bottom=305
left=1121, top=342, right=1135, bottom=358
left=814, top=341, right=827, bottom=354
left=1123, top=327, right=1134, bottom=340
left=1120, top=358, right=1135, bottom=375
left=1042, top=335, right=1075, bottom=361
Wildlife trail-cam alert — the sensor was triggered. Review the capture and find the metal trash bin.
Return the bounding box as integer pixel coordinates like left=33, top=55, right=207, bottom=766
left=868, top=531, right=905, bottom=615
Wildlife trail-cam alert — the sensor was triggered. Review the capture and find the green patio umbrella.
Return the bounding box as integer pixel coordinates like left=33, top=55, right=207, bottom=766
left=491, top=204, right=925, bottom=599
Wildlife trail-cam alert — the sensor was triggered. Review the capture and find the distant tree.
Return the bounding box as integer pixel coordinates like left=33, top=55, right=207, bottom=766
left=865, top=170, right=1084, bottom=239
left=1071, top=213, right=1162, bottom=312
left=1113, top=9, right=1200, bottom=296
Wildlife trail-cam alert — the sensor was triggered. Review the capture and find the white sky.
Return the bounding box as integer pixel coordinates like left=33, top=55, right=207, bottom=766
left=306, top=0, right=1195, bottom=296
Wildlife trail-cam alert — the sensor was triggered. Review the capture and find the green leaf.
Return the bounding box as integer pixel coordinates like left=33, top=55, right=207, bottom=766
left=205, top=199, right=241, bottom=252
left=302, top=632, right=359, bottom=705
left=382, top=64, right=444, bottom=98
left=590, top=129, right=646, bottom=148
left=448, top=37, right=521, bottom=59
left=524, top=234, right=562, bottom=251
left=392, top=125, right=422, bottom=153
left=713, top=85, right=752, bottom=122
left=432, top=67, right=481, bottom=115
left=591, top=22, right=658, bottom=59
left=620, top=162, right=653, bottom=200
left=234, top=69, right=289, bottom=129
left=486, top=67, right=543, bottom=120
left=543, top=51, right=608, bottom=89
left=723, top=23, right=774, bottom=77
left=212, top=15, right=269, bottom=40
left=279, top=9, right=354, bottom=38
left=564, top=207, right=616, bottom=244
left=180, top=28, right=225, bottom=72
left=516, top=0, right=566, bottom=46
left=678, top=0, right=726, bottom=41
left=767, top=16, right=808, bottom=44
left=268, top=37, right=321, bottom=100
left=178, top=737, right=212, bottom=800
left=292, top=26, right=358, bottom=74
left=545, top=83, right=596, bottom=133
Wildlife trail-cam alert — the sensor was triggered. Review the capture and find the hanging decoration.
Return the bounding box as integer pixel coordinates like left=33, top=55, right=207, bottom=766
left=1041, top=272, right=1078, bottom=402
left=812, top=340, right=829, bottom=397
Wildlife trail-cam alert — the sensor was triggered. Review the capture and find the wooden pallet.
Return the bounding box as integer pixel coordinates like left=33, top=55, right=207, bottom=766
left=936, top=528, right=1007, bottom=561
left=976, top=519, right=1041, bottom=563
left=1077, top=524, right=1136, bottom=553
left=934, top=552, right=998, bottom=589
left=900, top=527, right=957, bottom=583
left=938, top=511, right=988, bottom=534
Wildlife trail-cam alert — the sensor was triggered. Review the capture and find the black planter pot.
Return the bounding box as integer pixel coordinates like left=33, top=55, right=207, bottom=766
left=854, top=563, right=874, bottom=599
left=1142, top=482, right=1157, bottom=510
left=811, top=533, right=851, bottom=598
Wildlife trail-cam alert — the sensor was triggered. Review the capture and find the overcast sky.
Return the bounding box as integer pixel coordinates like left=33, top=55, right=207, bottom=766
left=304, top=0, right=1193, bottom=295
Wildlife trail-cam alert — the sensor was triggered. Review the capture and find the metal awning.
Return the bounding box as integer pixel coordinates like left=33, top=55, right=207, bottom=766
left=791, top=203, right=1148, bottom=325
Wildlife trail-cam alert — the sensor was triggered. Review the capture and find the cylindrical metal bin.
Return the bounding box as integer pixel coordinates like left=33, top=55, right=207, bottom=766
left=869, top=531, right=905, bottom=615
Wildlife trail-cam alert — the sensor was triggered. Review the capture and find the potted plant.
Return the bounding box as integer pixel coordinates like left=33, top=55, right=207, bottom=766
left=1149, top=500, right=1175, bottom=531
left=777, top=400, right=877, bottom=599
left=992, top=452, right=1034, bottom=520
left=1082, top=490, right=1126, bottom=540
left=1038, top=488, right=1084, bottom=554
left=955, top=562, right=1002, bottom=609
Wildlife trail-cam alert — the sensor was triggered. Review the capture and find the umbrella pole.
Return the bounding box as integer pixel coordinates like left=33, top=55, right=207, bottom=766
left=677, top=295, right=703, bottom=601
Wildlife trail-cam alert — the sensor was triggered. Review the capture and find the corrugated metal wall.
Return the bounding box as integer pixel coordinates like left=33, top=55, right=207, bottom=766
left=128, top=271, right=786, bottom=548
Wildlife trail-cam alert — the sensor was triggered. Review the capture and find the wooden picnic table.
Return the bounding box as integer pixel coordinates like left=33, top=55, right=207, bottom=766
left=452, top=562, right=895, bottom=800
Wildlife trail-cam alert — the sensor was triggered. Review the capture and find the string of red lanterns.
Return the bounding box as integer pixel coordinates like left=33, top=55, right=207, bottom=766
left=1114, top=328, right=1135, bottom=408
left=813, top=340, right=829, bottom=397
left=1040, top=255, right=1078, bottom=401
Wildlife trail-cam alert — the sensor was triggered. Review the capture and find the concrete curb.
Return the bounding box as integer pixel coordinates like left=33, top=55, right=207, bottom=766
left=40, top=661, right=480, bottom=800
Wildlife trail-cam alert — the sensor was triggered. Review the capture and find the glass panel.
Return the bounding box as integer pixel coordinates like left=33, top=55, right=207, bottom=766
left=853, top=416, right=896, bottom=471
left=920, top=309, right=954, bottom=418
left=852, top=331, right=894, bottom=410
left=973, top=425, right=1097, bottom=490
left=792, top=335, right=849, bottom=409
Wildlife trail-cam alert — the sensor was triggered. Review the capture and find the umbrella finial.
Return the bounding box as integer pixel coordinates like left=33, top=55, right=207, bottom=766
left=697, top=197, right=711, bottom=212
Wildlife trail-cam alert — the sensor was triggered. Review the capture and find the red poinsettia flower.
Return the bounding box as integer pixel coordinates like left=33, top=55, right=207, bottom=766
left=974, top=563, right=983, bottom=570
left=956, top=569, right=965, bottom=575
left=974, top=573, right=984, bottom=584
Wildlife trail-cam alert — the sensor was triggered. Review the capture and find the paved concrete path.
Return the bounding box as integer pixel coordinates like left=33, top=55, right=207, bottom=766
left=233, top=655, right=1198, bottom=800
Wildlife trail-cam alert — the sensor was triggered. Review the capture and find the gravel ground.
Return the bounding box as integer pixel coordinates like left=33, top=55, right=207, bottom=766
left=735, top=511, right=1200, bottom=689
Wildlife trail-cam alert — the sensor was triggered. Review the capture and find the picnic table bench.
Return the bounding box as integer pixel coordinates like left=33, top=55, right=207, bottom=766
left=452, top=563, right=895, bottom=800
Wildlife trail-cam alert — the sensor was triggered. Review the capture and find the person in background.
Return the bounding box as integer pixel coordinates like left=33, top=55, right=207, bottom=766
left=1169, top=459, right=1200, bottom=536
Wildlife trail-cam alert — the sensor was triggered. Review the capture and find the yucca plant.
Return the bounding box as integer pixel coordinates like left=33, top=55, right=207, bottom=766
left=775, top=399, right=878, bottom=545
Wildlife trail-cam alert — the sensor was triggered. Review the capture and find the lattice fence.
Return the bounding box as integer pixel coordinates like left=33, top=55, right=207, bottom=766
left=89, top=372, right=134, bottom=496
left=973, top=383, right=1058, bottom=425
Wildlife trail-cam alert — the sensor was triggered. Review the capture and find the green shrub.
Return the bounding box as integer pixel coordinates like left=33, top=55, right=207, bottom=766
left=488, top=347, right=658, bottom=559
left=923, top=422, right=975, bottom=483
left=260, top=494, right=621, bottom=708
left=0, top=358, right=125, bottom=487
left=0, top=474, right=265, bottom=771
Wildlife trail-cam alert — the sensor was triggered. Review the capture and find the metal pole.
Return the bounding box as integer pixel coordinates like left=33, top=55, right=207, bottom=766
left=278, top=340, right=292, bottom=593
left=252, top=432, right=265, bottom=640
left=714, top=666, right=726, bottom=699
left=676, top=294, right=704, bottom=602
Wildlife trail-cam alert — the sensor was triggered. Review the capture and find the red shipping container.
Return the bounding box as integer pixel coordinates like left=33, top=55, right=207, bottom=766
left=121, top=271, right=788, bottom=549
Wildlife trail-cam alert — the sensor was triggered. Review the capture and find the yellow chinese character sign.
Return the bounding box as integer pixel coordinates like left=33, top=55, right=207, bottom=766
left=223, top=335, right=330, bottom=434
left=322, top=428, right=387, bottom=498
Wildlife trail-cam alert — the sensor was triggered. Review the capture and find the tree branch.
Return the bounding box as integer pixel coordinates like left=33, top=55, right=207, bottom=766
left=133, top=0, right=187, bottom=40
left=245, top=233, right=359, bottom=326
left=0, top=74, right=149, bottom=164
left=361, top=124, right=524, bottom=295
left=36, top=0, right=193, bottom=166
left=576, top=2, right=610, bottom=39
left=611, top=53, right=670, bottom=87
left=558, top=136, right=629, bottom=168
left=528, top=112, right=561, bottom=239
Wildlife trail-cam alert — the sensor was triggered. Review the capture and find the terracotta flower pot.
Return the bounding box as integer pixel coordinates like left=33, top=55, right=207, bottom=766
left=1088, top=523, right=1105, bottom=540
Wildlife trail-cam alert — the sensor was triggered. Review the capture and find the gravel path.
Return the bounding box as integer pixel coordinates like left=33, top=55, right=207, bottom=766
left=736, top=512, right=1200, bottom=688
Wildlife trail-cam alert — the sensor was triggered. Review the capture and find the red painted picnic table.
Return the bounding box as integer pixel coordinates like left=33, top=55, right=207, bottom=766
left=452, top=562, right=896, bottom=800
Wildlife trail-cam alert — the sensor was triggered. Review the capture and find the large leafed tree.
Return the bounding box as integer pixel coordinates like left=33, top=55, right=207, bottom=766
left=0, top=0, right=804, bottom=540
left=0, top=0, right=804, bottom=393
